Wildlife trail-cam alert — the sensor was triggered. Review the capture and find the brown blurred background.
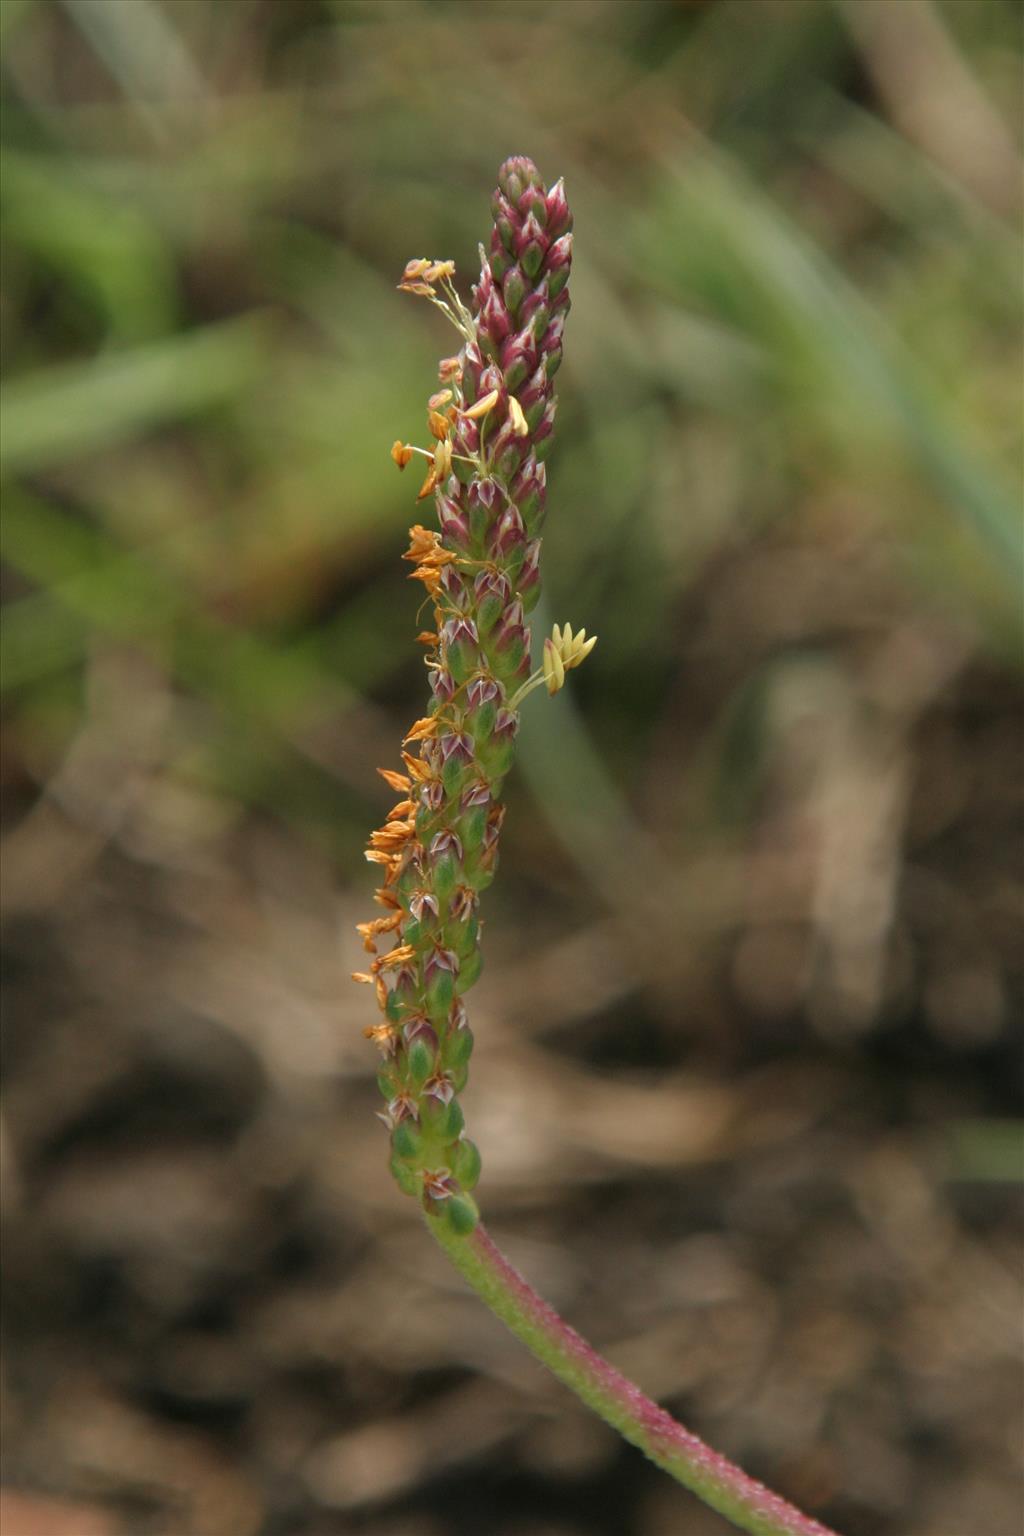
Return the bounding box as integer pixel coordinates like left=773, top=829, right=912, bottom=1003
left=1, top=3, right=1022, bottom=1534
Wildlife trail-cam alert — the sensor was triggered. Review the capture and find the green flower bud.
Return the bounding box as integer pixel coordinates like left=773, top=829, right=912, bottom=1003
left=452, top=1137, right=482, bottom=1190
left=390, top=1157, right=420, bottom=1197
left=456, top=948, right=483, bottom=992
left=444, top=1191, right=479, bottom=1235
left=421, top=1086, right=463, bottom=1142
left=407, top=1037, right=434, bottom=1087
left=391, top=1120, right=423, bottom=1162
left=503, top=265, right=526, bottom=315
left=457, top=804, right=488, bottom=854
left=442, top=1023, right=474, bottom=1070
left=521, top=240, right=544, bottom=280
left=425, top=966, right=454, bottom=1017
left=442, top=753, right=471, bottom=801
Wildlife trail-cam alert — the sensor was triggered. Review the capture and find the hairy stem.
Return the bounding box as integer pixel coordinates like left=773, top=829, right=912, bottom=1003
left=426, top=1215, right=840, bottom=1536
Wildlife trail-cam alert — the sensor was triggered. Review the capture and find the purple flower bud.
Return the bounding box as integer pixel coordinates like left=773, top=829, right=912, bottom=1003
left=461, top=778, right=491, bottom=808
left=408, top=890, right=440, bottom=923
left=438, top=511, right=471, bottom=549
left=467, top=477, right=499, bottom=515
left=497, top=597, right=524, bottom=634
left=532, top=397, right=558, bottom=454
left=519, top=282, right=551, bottom=335
left=437, top=492, right=467, bottom=540
left=491, top=616, right=527, bottom=671
left=424, top=1167, right=458, bottom=1200
left=420, top=739, right=441, bottom=773
left=518, top=186, right=547, bottom=225
left=488, top=228, right=513, bottom=283
left=510, top=456, right=545, bottom=509
left=546, top=232, right=573, bottom=273
left=490, top=189, right=517, bottom=253
left=425, top=944, right=460, bottom=980
left=449, top=884, right=478, bottom=923
left=423, top=1072, right=456, bottom=1106
left=438, top=564, right=467, bottom=603
left=544, top=311, right=566, bottom=350
left=490, top=419, right=527, bottom=480
left=392, top=964, right=420, bottom=1002
left=518, top=227, right=546, bottom=281
left=492, top=708, right=519, bottom=741
left=500, top=331, right=538, bottom=392
left=430, top=666, right=455, bottom=703
left=545, top=177, right=571, bottom=238
left=473, top=567, right=510, bottom=605
left=387, top=1091, right=419, bottom=1125
left=461, top=341, right=486, bottom=399
left=515, top=210, right=547, bottom=259
left=429, top=828, right=463, bottom=862
left=421, top=778, right=444, bottom=812
left=473, top=263, right=494, bottom=307
left=516, top=372, right=546, bottom=426
left=404, top=1014, right=438, bottom=1050
left=474, top=566, right=511, bottom=637
left=518, top=539, right=541, bottom=597
left=453, top=417, right=479, bottom=458
left=492, top=503, right=526, bottom=556
left=479, top=285, right=510, bottom=346
left=466, top=675, right=500, bottom=710
left=439, top=730, right=474, bottom=765
left=443, top=615, right=478, bottom=647
left=498, top=163, right=524, bottom=203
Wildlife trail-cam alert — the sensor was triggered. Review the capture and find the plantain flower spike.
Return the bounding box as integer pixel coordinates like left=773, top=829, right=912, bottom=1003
left=358, top=158, right=577, bottom=1236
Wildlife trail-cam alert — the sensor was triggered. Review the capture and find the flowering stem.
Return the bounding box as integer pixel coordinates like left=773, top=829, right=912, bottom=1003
left=426, top=1215, right=840, bottom=1536
left=364, top=159, right=839, bottom=1534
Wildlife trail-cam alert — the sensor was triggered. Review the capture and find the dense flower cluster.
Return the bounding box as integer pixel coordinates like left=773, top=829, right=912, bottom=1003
left=354, top=157, right=576, bottom=1235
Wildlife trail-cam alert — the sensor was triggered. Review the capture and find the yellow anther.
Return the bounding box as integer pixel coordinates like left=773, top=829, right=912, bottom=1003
left=542, top=637, right=566, bottom=695
left=507, top=623, right=598, bottom=711
left=553, top=623, right=597, bottom=670
left=461, top=388, right=500, bottom=421
left=508, top=396, right=528, bottom=437
left=424, top=260, right=456, bottom=283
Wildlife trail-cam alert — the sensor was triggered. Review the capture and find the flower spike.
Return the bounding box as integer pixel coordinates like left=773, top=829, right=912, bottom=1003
left=352, top=163, right=835, bottom=1536
left=356, top=156, right=573, bottom=1232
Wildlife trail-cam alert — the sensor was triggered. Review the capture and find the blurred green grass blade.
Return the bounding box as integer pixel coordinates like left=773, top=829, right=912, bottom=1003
left=0, top=317, right=268, bottom=474
left=945, top=1119, right=1024, bottom=1184
left=0, top=0, right=35, bottom=41
left=1, top=594, right=86, bottom=690
left=637, top=152, right=1022, bottom=592
left=2, top=493, right=182, bottom=651
left=1, top=149, right=178, bottom=339
left=60, top=0, right=204, bottom=129
left=1, top=491, right=325, bottom=715
left=0, top=491, right=410, bottom=769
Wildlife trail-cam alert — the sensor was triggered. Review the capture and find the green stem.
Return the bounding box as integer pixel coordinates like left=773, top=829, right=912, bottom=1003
left=426, top=1215, right=840, bottom=1536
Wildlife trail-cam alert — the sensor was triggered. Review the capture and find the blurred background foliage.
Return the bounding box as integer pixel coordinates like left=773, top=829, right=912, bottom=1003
left=1, top=3, right=1021, bottom=1536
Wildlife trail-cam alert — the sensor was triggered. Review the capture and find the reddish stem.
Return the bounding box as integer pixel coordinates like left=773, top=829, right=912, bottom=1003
left=427, top=1216, right=840, bottom=1536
